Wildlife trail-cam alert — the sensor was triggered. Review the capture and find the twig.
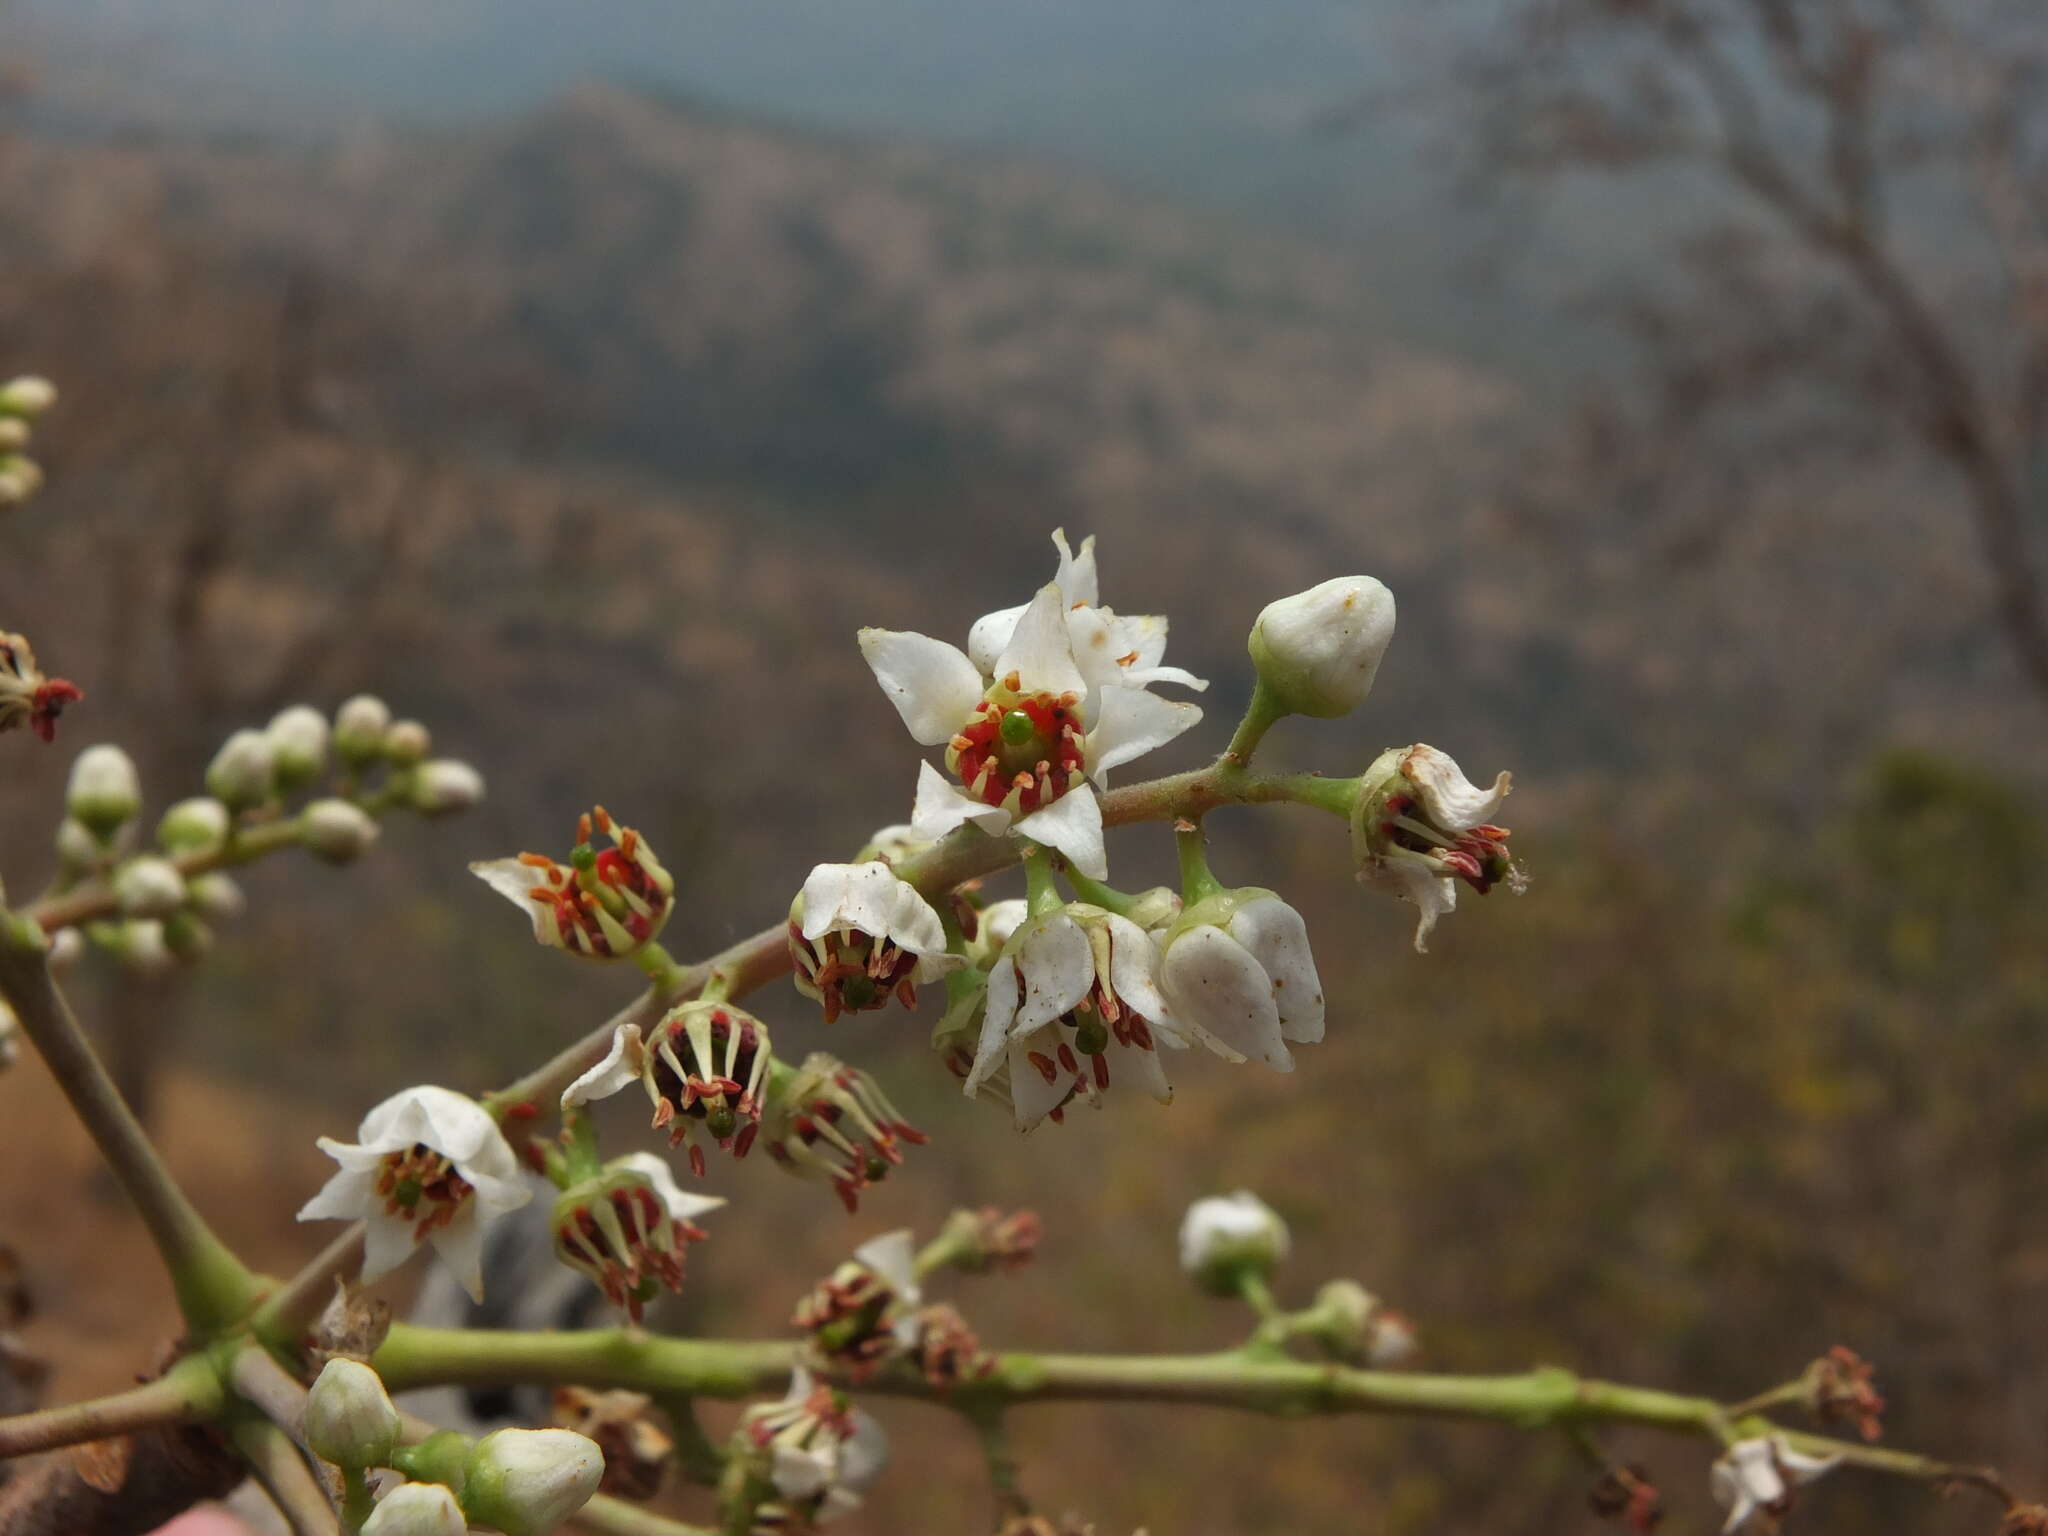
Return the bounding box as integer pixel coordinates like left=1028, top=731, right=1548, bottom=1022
left=0, top=1362, right=219, bottom=1459
left=570, top=1494, right=720, bottom=1536
left=227, top=1419, right=337, bottom=1536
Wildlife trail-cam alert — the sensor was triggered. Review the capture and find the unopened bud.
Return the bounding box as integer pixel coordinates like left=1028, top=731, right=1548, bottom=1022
left=157, top=797, right=230, bottom=856
left=304, top=1357, right=402, bottom=1470
left=205, top=729, right=275, bottom=811
left=1367, top=1309, right=1418, bottom=1366
left=0, top=458, right=40, bottom=506
left=334, top=694, right=391, bottom=765
left=0, top=378, right=56, bottom=418
left=461, top=1427, right=605, bottom=1536
left=265, top=705, right=330, bottom=792
left=0, top=420, right=26, bottom=453
left=67, top=746, right=141, bottom=839
left=1247, top=575, right=1396, bottom=719
left=412, top=759, right=484, bottom=817
left=1178, top=1191, right=1289, bottom=1297
left=1310, top=1279, right=1378, bottom=1347
left=186, top=872, right=245, bottom=922
left=111, top=919, right=174, bottom=976
left=303, top=799, right=380, bottom=865
left=114, top=857, right=186, bottom=919
left=54, top=818, right=102, bottom=871
left=384, top=719, right=431, bottom=765
left=161, top=911, right=213, bottom=961
left=361, top=1482, right=468, bottom=1536
left=47, top=927, right=83, bottom=971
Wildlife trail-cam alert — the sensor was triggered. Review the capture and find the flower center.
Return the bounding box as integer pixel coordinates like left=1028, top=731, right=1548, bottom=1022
left=1380, top=795, right=1515, bottom=893
left=648, top=1008, right=767, bottom=1174
left=373, top=1143, right=473, bottom=1241
left=788, top=922, right=922, bottom=1023
left=1021, top=973, right=1157, bottom=1117
left=946, top=685, right=1087, bottom=816
left=554, top=1179, right=702, bottom=1321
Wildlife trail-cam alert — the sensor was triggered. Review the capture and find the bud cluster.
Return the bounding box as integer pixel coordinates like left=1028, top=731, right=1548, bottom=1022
left=0, top=376, right=56, bottom=511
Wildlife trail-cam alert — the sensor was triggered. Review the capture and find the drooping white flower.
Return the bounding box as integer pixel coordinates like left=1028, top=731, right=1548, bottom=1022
left=963, top=903, right=1186, bottom=1129
left=1710, top=1435, right=1840, bottom=1533
left=1179, top=1191, right=1290, bottom=1294
left=296, top=1085, right=531, bottom=1302
left=471, top=805, right=671, bottom=960
left=1247, top=575, right=1397, bottom=719
left=744, top=1367, right=889, bottom=1526
left=789, top=861, right=967, bottom=1022
left=762, top=1051, right=927, bottom=1213
left=1157, top=889, right=1324, bottom=1072
left=563, top=1003, right=773, bottom=1177
left=965, top=529, right=1209, bottom=698
left=1351, top=744, right=1519, bottom=952
left=462, top=1426, right=606, bottom=1536
left=860, top=582, right=1200, bottom=878
left=551, top=1150, right=723, bottom=1321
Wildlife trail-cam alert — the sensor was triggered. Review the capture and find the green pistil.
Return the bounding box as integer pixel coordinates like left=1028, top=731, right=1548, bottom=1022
left=394, top=1178, right=423, bottom=1209
left=999, top=709, right=1037, bottom=747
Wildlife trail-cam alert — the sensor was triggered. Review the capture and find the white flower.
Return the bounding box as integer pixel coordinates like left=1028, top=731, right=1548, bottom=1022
left=562, top=1003, right=773, bottom=1176
left=1248, top=575, right=1397, bottom=719
left=790, top=861, right=966, bottom=1021
left=964, top=903, right=1185, bottom=1129
left=361, top=1483, right=466, bottom=1536
left=1711, top=1435, right=1840, bottom=1532
left=552, top=1149, right=724, bottom=1320
left=1179, top=1191, right=1290, bottom=1293
left=1351, top=744, right=1518, bottom=953
left=265, top=705, right=330, bottom=790
left=296, top=1085, right=531, bottom=1302
left=861, top=581, right=1201, bottom=879
left=748, top=1367, right=889, bottom=1525
left=463, top=1426, right=606, bottom=1536
left=66, top=745, right=141, bottom=837
left=762, top=1052, right=926, bottom=1213
left=854, top=1229, right=924, bottom=1347
left=966, top=529, right=1209, bottom=697
left=1157, top=889, right=1324, bottom=1072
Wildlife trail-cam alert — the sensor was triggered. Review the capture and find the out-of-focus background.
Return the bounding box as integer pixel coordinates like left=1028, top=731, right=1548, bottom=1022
left=2, top=2, right=2046, bottom=1532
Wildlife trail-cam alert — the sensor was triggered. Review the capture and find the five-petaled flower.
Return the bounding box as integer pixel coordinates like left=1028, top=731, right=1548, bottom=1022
left=861, top=581, right=1200, bottom=879
left=789, top=861, right=967, bottom=1022
left=1710, top=1435, right=1839, bottom=1533
left=564, top=1003, right=774, bottom=1177
left=297, top=1085, right=531, bottom=1302
left=472, top=806, right=673, bottom=960
left=1351, top=744, right=1519, bottom=952
left=551, top=1151, right=724, bottom=1322
left=0, top=630, right=81, bottom=743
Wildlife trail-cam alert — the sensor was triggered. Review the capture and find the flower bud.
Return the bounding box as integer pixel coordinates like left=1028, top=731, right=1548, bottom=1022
left=361, top=1482, right=467, bottom=1536
left=161, top=911, right=213, bottom=961
left=157, top=797, right=230, bottom=856
left=0, top=458, right=42, bottom=506
left=303, top=1357, right=402, bottom=1470
left=0, top=377, right=56, bottom=418
left=66, top=746, right=141, bottom=839
left=384, top=719, right=431, bottom=765
left=113, top=857, right=186, bottom=920
left=303, top=799, right=381, bottom=865
left=460, top=1427, right=605, bottom=1536
left=205, top=728, right=275, bottom=812
left=412, top=760, right=484, bottom=817
left=54, top=818, right=103, bottom=871
left=0, top=419, right=26, bottom=453
left=334, top=694, right=391, bottom=765
left=1178, top=1191, right=1289, bottom=1297
left=109, top=919, right=174, bottom=976
left=47, top=927, right=83, bottom=971
left=265, top=705, right=330, bottom=793
left=1247, top=576, right=1396, bottom=719
left=186, top=872, right=245, bottom=922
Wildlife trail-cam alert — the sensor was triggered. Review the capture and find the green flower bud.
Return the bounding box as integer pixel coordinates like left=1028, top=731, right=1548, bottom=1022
left=333, top=694, right=391, bottom=765
left=186, top=872, right=245, bottom=922
left=204, top=729, right=275, bottom=812
left=54, top=817, right=102, bottom=871
left=384, top=719, right=431, bottom=765
left=0, top=458, right=41, bottom=506
left=113, top=857, right=186, bottom=919
left=460, top=1427, right=605, bottom=1536
left=0, top=377, right=56, bottom=418
left=265, top=705, right=330, bottom=793
left=157, top=797, right=230, bottom=856
left=1246, top=576, right=1396, bottom=719
left=1178, top=1190, right=1289, bottom=1298
left=303, top=799, right=380, bottom=865
left=160, top=911, right=213, bottom=961
left=66, top=745, right=141, bottom=839
left=361, top=1482, right=467, bottom=1536
left=304, top=1357, right=402, bottom=1470
left=411, top=760, right=483, bottom=817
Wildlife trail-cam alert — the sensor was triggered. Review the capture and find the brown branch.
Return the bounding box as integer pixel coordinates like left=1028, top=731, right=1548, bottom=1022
left=0, top=1424, right=242, bottom=1536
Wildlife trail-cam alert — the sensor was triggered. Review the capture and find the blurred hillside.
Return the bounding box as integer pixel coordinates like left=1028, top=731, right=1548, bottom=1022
left=0, top=73, right=2044, bottom=1536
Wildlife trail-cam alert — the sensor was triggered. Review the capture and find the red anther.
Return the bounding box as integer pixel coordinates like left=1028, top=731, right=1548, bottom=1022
left=687, top=1144, right=707, bottom=1178
left=503, top=1100, right=541, bottom=1121
left=895, top=1122, right=930, bottom=1146
left=1056, top=1042, right=1079, bottom=1075
left=1027, top=1051, right=1058, bottom=1084
left=733, top=1122, right=758, bottom=1159
left=577, top=812, right=593, bottom=843
left=29, top=679, right=82, bottom=741
left=1091, top=1053, right=1109, bottom=1090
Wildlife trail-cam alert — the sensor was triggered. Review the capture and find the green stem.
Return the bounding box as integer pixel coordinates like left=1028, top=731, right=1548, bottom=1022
left=1175, top=820, right=1224, bottom=904
left=559, top=1107, right=605, bottom=1187
left=964, top=1403, right=1030, bottom=1521
left=1222, top=678, right=1289, bottom=767
left=1060, top=866, right=1140, bottom=918
left=1723, top=1380, right=1810, bottom=1421
left=229, top=1417, right=339, bottom=1536
left=0, top=919, right=258, bottom=1334
left=632, top=940, right=686, bottom=993
left=1021, top=845, right=1062, bottom=917
left=654, top=1394, right=728, bottom=1487
left=572, top=1495, right=720, bottom=1536
left=0, top=1357, right=221, bottom=1457
left=340, top=1467, right=375, bottom=1535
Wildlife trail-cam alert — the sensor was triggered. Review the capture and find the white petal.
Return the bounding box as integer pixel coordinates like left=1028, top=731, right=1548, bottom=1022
left=296, top=1163, right=377, bottom=1225
left=358, top=1209, right=419, bottom=1288
left=911, top=761, right=1010, bottom=840
left=469, top=858, right=550, bottom=942
left=1228, top=896, right=1326, bottom=1044
left=562, top=1024, right=644, bottom=1109
left=1361, top=854, right=1458, bottom=953
left=1089, top=688, right=1201, bottom=779
left=357, top=1087, right=512, bottom=1179
left=428, top=1202, right=490, bottom=1303
left=1050, top=528, right=1098, bottom=608
left=611, top=1151, right=726, bottom=1223
left=1112, top=1030, right=1174, bottom=1104
left=799, top=861, right=948, bottom=958
left=858, top=629, right=985, bottom=746
left=1402, top=745, right=1511, bottom=832
left=772, top=1444, right=834, bottom=1501
left=967, top=601, right=1029, bottom=678
left=964, top=958, right=1020, bottom=1096
left=1774, top=1439, right=1841, bottom=1485
left=1103, top=913, right=1174, bottom=1028
left=1157, top=925, right=1289, bottom=1069
left=1006, top=1029, right=1072, bottom=1129
left=992, top=585, right=1085, bottom=699
left=852, top=1229, right=921, bottom=1305
left=840, top=1408, right=890, bottom=1490
left=1008, top=914, right=1094, bottom=1035
left=1014, top=784, right=1106, bottom=879
left=980, top=899, right=1029, bottom=949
